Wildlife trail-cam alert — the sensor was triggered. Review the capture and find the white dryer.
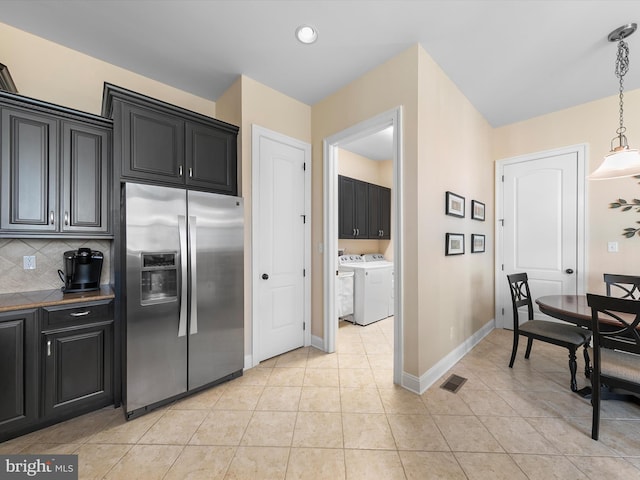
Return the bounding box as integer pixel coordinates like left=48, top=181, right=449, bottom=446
left=338, top=255, right=393, bottom=326
left=362, top=253, right=394, bottom=316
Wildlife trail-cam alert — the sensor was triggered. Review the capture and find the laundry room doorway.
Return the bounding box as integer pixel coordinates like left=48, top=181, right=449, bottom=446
left=323, top=107, right=404, bottom=386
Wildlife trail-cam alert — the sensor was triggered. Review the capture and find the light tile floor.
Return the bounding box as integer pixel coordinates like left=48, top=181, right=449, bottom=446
left=3, top=317, right=640, bottom=479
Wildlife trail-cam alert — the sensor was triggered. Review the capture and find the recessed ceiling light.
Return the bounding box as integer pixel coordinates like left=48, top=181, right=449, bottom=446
left=295, top=25, right=318, bottom=44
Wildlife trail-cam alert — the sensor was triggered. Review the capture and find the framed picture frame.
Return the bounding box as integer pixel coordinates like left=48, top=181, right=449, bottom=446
left=445, top=233, right=465, bottom=255
left=471, top=234, right=485, bottom=253
left=445, top=191, right=465, bottom=218
left=471, top=200, right=485, bottom=221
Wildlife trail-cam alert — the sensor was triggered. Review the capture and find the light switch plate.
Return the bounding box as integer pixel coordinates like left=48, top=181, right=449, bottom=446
left=23, top=255, right=36, bottom=270
left=607, top=241, right=619, bottom=253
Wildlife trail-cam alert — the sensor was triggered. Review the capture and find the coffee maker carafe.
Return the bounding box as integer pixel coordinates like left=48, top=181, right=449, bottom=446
left=57, top=248, right=103, bottom=292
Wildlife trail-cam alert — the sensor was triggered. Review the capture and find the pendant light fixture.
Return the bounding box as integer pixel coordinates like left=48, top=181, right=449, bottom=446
left=589, top=23, right=640, bottom=180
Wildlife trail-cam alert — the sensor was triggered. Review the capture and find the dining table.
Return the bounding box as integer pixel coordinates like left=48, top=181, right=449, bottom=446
left=535, top=294, right=640, bottom=401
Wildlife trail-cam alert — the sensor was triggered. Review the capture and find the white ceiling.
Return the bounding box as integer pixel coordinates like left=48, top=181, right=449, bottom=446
left=2, top=0, right=640, bottom=130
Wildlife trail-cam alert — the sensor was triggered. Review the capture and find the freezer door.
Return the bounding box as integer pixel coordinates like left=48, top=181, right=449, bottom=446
left=125, top=183, right=187, bottom=413
left=187, top=190, right=244, bottom=390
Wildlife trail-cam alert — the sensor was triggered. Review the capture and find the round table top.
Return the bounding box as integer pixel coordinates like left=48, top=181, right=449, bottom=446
left=535, top=294, right=591, bottom=322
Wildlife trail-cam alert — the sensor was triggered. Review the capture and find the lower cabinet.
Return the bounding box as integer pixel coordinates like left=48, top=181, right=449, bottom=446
left=42, top=321, right=113, bottom=418
left=0, top=309, right=38, bottom=438
left=0, top=299, right=114, bottom=442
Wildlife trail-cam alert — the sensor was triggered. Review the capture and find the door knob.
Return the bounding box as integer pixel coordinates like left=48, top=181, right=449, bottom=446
left=565, top=268, right=574, bottom=274
left=262, top=273, right=269, bottom=280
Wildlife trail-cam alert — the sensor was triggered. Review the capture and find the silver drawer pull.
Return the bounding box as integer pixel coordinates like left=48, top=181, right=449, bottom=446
left=47, top=340, right=51, bottom=356
left=69, top=311, right=90, bottom=317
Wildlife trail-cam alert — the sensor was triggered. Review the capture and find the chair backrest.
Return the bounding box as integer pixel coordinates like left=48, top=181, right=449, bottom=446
left=603, top=273, right=640, bottom=299
left=507, top=273, right=533, bottom=329
left=586, top=293, right=640, bottom=356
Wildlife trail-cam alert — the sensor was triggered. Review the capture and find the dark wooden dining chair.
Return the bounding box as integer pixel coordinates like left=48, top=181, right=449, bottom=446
left=586, top=293, right=640, bottom=440
left=603, top=273, right=640, bottom=299
left=507, top=273, right=591, bottom=392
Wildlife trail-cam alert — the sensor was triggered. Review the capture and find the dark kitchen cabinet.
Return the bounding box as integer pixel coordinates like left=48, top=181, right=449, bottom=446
left=0, top=309, right=38, bottom=440
left=368, top=184, right=391, bottom=239
left=338, top=175, right=368, bottom=239
left=104, top=83, right=238, bottom=195
left=41, top=300, right=114, bottom=419
left=0, top=92, right=112, bottom=238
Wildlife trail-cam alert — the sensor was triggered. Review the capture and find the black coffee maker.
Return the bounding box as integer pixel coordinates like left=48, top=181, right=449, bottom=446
left=57, top=248, right=103, bottom=293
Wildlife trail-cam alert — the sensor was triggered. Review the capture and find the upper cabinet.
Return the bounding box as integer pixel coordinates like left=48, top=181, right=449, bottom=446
left=103, top=84, right=238, bottom=195
left=339, top=175, right=391, bottom=240
left=338, top=175, right=369, bottom=239
left=0, top=92, right=112, bottom=238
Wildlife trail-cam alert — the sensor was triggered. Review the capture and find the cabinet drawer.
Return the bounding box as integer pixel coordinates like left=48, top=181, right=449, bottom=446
left=42, top=300, right=113, bottom=330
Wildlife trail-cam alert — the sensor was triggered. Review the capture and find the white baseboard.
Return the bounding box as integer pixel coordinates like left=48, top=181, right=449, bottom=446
left=244, top=354, right=253, bottom=371
left=311, top=334, right=324, bottom=351
left=402, top=318, right=495, bottom=394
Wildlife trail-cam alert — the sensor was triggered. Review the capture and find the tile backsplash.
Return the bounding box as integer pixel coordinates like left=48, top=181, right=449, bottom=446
left=0, top=239, right=111, bottom=294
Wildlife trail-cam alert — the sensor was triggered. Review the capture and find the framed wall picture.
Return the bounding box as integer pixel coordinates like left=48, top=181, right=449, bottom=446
left=471, top=200, right=485, bottom=221
left=445, top=191, right=465, bottom=218
left=471, top=234, right=485, bottom=253
left=445, top=233, right=465, bottom=255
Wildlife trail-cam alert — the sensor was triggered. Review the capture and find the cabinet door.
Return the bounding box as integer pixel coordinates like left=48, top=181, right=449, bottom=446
left=338, top=176, right=356, bottom=238
left=339, top=176, right=368, bottom=239
left=367, top=184, right=381, bottom=238
left=120, top=102, right=185, bottom=185
left=43, top=322, right=113, bottom=417
left=185, top=121, right=237, bottom=195
left=61, top=121, right=110, bottom=234
left=353, top=179, right=368, bottom=238
left=379, top=186, right=391, bottom=239
left=0, top=107, right=58, bottom=232
left=0, top=309, right=38, bottom=439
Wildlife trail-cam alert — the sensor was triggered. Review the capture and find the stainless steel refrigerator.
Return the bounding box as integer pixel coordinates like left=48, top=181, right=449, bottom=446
left=124, top=182, right=243, bottom=419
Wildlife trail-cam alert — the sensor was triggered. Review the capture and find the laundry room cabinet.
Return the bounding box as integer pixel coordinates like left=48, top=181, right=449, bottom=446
left=338, top=175, right=368, bottom=239
left=367, top=183, right=391, bottom=239
left=0, top=92, right=112, bottom=237
left=103, top=83, right=238, bottom=195
left=339, top=175, right=391, bottom=240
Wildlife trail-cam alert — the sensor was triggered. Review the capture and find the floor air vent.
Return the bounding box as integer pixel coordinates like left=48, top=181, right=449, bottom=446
left=440, top=374, right=467, bottom=393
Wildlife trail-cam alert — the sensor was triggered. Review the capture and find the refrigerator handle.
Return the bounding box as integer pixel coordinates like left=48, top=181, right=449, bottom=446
left=189, top=215, right=198, bottom=335
left=178, top=215, right=188, bottom=337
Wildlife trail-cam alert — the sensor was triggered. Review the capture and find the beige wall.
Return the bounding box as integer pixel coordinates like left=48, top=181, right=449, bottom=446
left=493, top=90, right=640, bottom=293
left=0, top=22, right=216, bottom=116
left=218, top=75, right=312, bottom=355
left=337, top=148, right=392, bottom=258
left=314, top=45, right=494, bottom=379
left=414, top=48, right=494, bottom=375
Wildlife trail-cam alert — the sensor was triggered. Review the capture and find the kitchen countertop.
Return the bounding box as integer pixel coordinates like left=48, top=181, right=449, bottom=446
left=0, top=285, right=115, bottom=312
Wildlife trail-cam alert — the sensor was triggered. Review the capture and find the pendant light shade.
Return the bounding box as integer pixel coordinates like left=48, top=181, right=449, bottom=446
left=589, top=23, right=640, bottom=180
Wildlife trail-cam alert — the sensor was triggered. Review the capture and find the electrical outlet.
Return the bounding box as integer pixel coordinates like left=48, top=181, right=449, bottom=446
left=607, top=241, right=619, bottom=253
left=23, top=255, right=36, bottom=270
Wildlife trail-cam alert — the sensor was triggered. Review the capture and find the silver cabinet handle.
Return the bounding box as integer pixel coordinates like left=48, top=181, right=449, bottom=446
left=189, top=215, right=198, bottom=335
left=70, top=311, right=90, bottom=317
left=353, top=228, right=356, bottom=236
left=178, top=165, right=183, bottom=177
left=177, top=215, right=188, bottom=337
left=64, top=211, right=69, bottom=226
left=356, top=228, right=359, bottom=236
left=47, top=340, right=51, bottom=356
left=49, top=211, right=55, bottom=224
left=188, top=167, right=193, bottom=178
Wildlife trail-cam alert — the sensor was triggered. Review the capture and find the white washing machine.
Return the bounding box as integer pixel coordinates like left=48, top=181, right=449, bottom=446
left=362, top=253, right=394, bottom=316
left=338, top=255, right=393, bottom=325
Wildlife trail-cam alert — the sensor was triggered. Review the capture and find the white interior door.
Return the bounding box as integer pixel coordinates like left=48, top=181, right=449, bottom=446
left=253, top=126, right=310, bottom=362
left=496, top=146, right=585, bottom=328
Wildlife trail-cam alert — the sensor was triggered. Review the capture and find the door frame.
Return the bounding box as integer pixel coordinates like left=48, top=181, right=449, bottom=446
left=494, top=143, right=588, bottom=329
left=323, top=106, right=404, bottom=385
left=251, top=125, right=312, bottom=366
